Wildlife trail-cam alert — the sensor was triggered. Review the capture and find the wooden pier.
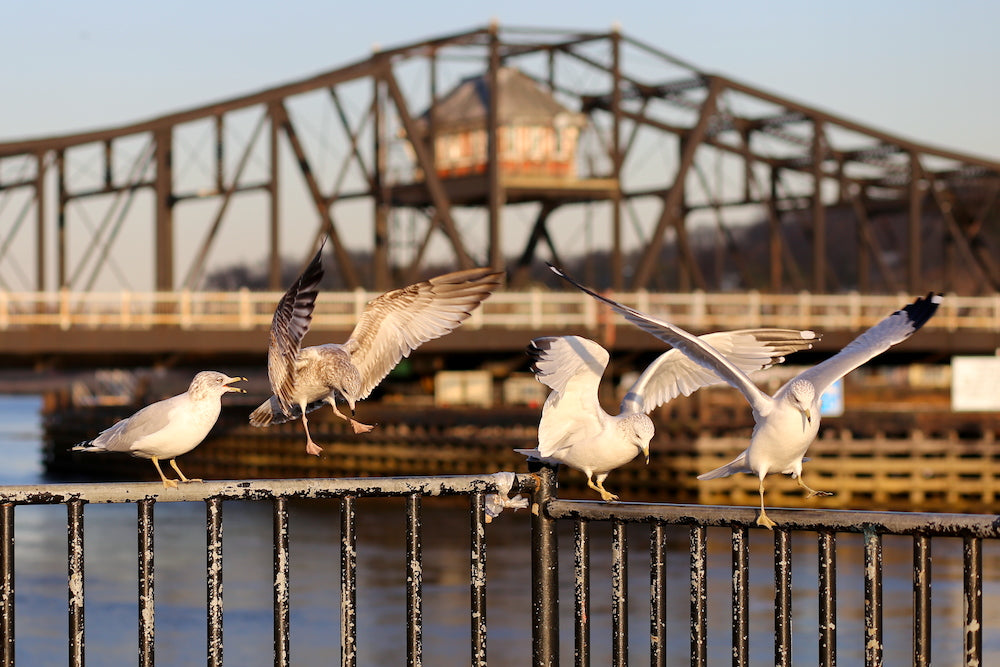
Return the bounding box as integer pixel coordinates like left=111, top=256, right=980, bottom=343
left=42, top=384, right=1000, bottom=514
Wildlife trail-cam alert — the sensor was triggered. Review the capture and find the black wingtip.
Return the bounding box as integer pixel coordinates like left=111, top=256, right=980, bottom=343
left=901, top=292, right=942, bottom=331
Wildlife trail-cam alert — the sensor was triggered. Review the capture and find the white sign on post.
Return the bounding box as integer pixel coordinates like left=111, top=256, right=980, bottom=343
left=951, top=356, right=1000, bottom=412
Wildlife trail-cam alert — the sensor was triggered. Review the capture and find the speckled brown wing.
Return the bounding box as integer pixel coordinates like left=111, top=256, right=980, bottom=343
left=342, top=267, right=504, bottom=400
left=267, top=246, right=324, bottom=414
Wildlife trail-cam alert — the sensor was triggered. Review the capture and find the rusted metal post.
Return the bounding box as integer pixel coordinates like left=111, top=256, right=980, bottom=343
left=574, top=518, right=591, bottom=665
left=530, top=465, right=559, bottom=667
left=273, top=496, right=290, bottom=667
left=611, top=519, right=628, bottom=666
left=963, top=536, right=982, bottom=666
left=913, top=534, right=931, bottom=666
left=206, top=497, right=223, bottom=667
left=1, top=503, right=14, bottom=667
left=863, top=527, right=883, bottom=666
left=732, top=525, right=749, bottom=667
left=340, top=496, right=358, bottom=667
left=470, top=492, right=487, bottom=667
left=774, top=528, right=792, bottom=667
left=818, top=530, right=837, bottom=667
left=67, top=499, right=85, bottom=667
left=690, top=524, right=707, bottom=667
left=405, top=493, right=423, bottom=666
left=137, top=499, right=155, bottom=667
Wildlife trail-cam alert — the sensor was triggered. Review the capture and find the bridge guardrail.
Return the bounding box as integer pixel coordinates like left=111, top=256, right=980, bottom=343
left=0, top=289, right=997, bottom=333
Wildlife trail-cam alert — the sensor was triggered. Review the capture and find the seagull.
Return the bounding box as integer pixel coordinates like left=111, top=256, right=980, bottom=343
left=72, top=371, right=247, bottom=488
left=517, top=328, right=817, bottom=502
left=250, top=247, right=505, bottom=455
left=550, top=263, right=941, bottom=527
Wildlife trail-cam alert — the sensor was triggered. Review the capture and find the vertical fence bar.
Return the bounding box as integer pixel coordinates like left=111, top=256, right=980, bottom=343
left=206, top=497, right=224, bottom=667
left=137, top=499, right=155, bottom=667
left=67, top=499, right=85, bottom=667
left=731, top=525, right=749, bottom=667
left=273, top=496, right=290, bottom=667
left=1, top=503, right=14, bottom=667
left=405, top=494, right=422, bottom=667
left=574, top=518, right=590, bottom=666
left=818, top=530, right=836, bottom=667
left=611, top=520, right=628, bottom=667
left=690, top=524, right=707, bottom=667
left=531, top=465, right=559, bottom=667
left=774, top=529, right=792, bottom=667
left=341, top=496, right=357, bottom=667
left=913, top=535, right=931, bottom=666
left=470, top=492, right=487, bottom=667
left=863, top=528, right=883, bottom=667
left=963, top=536, right=982, bottom=666
left=650, top=522, right=666, bottom=667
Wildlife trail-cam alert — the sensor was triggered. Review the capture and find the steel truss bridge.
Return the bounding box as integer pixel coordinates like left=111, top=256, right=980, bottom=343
left=1, top=24, right=999, bottom=297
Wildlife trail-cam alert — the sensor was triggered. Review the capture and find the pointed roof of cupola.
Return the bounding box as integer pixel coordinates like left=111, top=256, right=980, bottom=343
left=418, top=67, right=585, bottom=133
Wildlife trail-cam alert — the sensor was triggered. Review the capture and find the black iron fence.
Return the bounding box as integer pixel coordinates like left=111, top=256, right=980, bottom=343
left=2, top=468, right=999, bottom=666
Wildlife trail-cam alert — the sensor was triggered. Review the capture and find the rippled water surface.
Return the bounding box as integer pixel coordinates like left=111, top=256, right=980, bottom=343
left=3, top=394, right=1000, bottom=665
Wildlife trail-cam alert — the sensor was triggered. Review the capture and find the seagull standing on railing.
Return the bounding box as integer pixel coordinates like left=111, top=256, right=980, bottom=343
left=250, top=246, right=505, bottom=455
left=72, top=371, right=247, bottom=488
left=549, top=263, right=942, bottom=527
left=517, top=328, right=817, bottom=502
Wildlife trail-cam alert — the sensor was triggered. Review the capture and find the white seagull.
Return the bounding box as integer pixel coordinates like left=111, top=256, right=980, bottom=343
left=73, top=371, right=247, bottom=488
left=250, top=247, right=504, bottom=455
left=516, top=328, right=817, bottom=502
left=550, top=264, right=941, bottom=527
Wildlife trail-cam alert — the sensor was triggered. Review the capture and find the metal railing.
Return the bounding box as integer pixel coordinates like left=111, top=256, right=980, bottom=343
left=2, top=468, right=1000, bottom=666
left=0, top=288, right=997, bottom=333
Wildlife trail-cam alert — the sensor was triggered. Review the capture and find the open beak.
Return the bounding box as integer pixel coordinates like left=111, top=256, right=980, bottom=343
left=803, top=407, right=812, bottom=424
left=225, top=376, right=248, bottom=393
left=642, top=445, right=650, bottom=465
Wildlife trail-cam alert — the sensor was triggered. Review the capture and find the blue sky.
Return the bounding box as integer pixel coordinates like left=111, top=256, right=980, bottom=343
left=1, top=1, right=999, bottom=290
left=3, top=0, right=999, bottom=159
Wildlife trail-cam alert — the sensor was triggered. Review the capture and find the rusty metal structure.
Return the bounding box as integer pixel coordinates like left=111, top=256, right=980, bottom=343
left=1, top=24, right=999, bottom=294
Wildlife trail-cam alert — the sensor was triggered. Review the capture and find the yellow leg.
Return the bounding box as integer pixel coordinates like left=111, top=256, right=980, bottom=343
left=587, top=475, right=619, bottom=502
left=756, top=477, right=775, bottom=529
left=795, top=474, right=832, bottom=498
left=152, top=457, right=178, bottom=489
left=169, top=459, right=202, bottom=484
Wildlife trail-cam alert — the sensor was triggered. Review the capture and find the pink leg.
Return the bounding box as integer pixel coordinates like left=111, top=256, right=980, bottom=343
left=301, top=413, right=323, bottom=456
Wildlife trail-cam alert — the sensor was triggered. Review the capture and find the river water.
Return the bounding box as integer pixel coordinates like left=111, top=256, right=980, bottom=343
left=2, top=394, right=1000, bottom=665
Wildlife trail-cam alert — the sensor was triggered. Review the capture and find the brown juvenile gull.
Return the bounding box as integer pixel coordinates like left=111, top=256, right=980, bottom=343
left=550, top=263, right=941, bottom=527
left=516, top=328, right=816, bottom=502
left=72, top=371, right=247, bottom=488
left=250, top=248, right=505, bottom=455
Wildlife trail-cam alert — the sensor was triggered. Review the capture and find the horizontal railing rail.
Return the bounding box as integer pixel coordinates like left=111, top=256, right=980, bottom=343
left=0, top=288, right=996, bottom=333
left=2, top=468, right=999, bottom=666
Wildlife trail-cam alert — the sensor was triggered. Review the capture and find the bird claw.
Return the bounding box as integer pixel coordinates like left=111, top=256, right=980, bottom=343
left=808, top=490, right=834, bottom=498
left=306, top=442, right=324, bottom=456
left=180, top=478, right=204, bottom=484
left=162, top=479, right=179, bottom=489
left=756, top=511, right=776, bottom=530
left=599, top=490, right=620, bottom=502
left=350, top=419, right=375, bottom=434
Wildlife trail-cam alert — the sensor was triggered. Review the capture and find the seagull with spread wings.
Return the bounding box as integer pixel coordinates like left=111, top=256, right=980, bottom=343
left=250, top=247, right=504, bottom=455
left=517, top=329, right=817, bottom=502
left=550, top=263, right=941, bottom=527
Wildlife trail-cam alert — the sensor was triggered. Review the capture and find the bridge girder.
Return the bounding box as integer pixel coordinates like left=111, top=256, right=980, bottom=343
left=0, top=25, right=998, bottom=294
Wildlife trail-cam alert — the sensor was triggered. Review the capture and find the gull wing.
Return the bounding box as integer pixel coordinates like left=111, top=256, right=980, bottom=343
left=795, top=292, right=941, bottom=395
left=527, top=336, right=609, bottom=459
left=343, top=268, right=504, bottom=400
left=622, top=329, right=817, bottom=414
left=550, top=264, right=774, bottom=414
left=267, top=245, right=324, bottom=414
left=91, top=394, right=183, bottom=452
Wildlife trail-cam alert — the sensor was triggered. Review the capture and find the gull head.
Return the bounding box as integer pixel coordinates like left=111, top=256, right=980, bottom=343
left=621, top=413, right=655, bottom=463
left=188, top=371, right=248, bottom=401
left=787, top=378, right=815, bottom=423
